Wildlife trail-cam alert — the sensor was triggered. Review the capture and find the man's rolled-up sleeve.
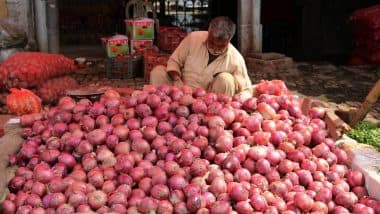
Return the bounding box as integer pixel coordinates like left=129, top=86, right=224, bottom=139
left=166, top=34, right=191, bottom=76
left=234, top=58, right=253, bottom=100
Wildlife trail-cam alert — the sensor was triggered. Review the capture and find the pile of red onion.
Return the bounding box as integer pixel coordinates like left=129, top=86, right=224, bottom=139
left=2, top=82, right=380, bottom=214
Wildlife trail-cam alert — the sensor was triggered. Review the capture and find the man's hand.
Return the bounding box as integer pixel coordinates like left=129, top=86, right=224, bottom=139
left=168, top=70, right=181, bottom=81
left=168, top=70, right=184, bottom=87
left=173, top=79, right=184, bottom=88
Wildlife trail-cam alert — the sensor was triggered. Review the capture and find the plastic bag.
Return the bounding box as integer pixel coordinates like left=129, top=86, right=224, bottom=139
left=0, top=48, right=20, bottom=63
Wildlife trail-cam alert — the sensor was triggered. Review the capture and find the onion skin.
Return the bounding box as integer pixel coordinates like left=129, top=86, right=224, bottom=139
left=2, top=200, right=16, bottom=214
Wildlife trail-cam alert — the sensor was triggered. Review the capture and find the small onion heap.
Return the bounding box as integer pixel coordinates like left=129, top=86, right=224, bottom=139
left=3, top=82, right=380, bottom=214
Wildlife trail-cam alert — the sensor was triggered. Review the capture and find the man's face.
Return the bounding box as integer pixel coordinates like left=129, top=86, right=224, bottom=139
left=206, top=32, right=230, bottom=56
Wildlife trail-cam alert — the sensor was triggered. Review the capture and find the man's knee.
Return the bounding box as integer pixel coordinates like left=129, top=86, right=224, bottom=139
left=211, top=72, right=236, bottom=96
left=215, top=72, right=234, bottom=85
left=150, top=65, right=170, bottom=86
left=150, top=65, right=166, bottom=79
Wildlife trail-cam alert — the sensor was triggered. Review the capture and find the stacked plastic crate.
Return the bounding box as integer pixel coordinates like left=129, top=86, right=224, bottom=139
left=101, top=35, right=143, bottom=79
left=125, top=18, right=155, bottom=54
left=124, top=18, right=161, bottom=81
left=349, top=4, right=380, bottom=65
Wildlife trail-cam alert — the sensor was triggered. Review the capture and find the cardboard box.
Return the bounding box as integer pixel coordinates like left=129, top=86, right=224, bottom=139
left=101, top=35, right=129, bottom=58
left=130, top=39, right=154, bottom=53
left=125, top=18, right=155, bottom=40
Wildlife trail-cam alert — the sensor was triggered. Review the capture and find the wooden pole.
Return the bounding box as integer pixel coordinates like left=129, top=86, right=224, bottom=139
left=350, top=79, right=380, bottom=127
left=0, top=0, right=8, bottom=20
left=46, top=0, right=59, bottom=53
left=252, top=0, right=262, bottom=52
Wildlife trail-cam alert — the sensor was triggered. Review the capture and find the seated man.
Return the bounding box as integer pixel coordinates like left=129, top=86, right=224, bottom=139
left=150, top=16, right=252, bottom=99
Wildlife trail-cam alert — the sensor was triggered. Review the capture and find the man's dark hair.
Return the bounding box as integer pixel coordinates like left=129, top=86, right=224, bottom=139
left=208, top=16, right=236, bottom=40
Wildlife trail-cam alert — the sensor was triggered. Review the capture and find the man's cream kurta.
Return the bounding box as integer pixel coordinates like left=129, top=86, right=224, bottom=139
left=164, top=31, right=252, bottom=97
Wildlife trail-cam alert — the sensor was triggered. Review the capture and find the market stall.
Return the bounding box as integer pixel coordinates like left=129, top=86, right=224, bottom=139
left=0, top=3, right=379, bottom=214
left=0, top=80, right=379, bottom=213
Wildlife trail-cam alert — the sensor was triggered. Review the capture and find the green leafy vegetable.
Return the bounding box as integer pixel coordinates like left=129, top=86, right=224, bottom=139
left=347, top=121, right=380, bottom=151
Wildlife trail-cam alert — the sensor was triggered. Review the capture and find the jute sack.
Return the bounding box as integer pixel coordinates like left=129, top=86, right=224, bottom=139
left=0, top=124, right=24, bottom=202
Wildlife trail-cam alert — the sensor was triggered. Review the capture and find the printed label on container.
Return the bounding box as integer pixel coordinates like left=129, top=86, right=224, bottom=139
left=125, top=18, right=155, bottom=40
left=130, top=40, right=154, bottom=53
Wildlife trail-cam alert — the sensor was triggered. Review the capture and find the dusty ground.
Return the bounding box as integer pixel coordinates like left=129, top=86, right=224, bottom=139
left=248, top=61, right=380, bottom=122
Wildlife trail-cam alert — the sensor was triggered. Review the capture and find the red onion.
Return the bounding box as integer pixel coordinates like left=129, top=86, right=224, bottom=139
left=209, top=177, right=227, bottom=196
left=110, top=204, right=127, bottom=213
left=126, top=118, right=140, bottom=130
left=40, top=149, right=60, bottom=163
left=335, top=192, right=358, bottom=209
left=33, top=163, right=53, bottom=183
left=150, top=184, right=170, bottom=200
left=87, top=129, right=107, bottom=145
left=95, top=115, right=109, bottom=127
left=87, top=169, right=104, bottom=188
left=214, top=134, right=233, bottom=153
left=57, top=152, right=76, bottom=168
left=235, top=200, right=254, bottom=213
left=43, top=193, right=66, bottom=208
left=137, top=197, right=158, bottom=213
left=25, top=193, right=42, bottom=207
left=87, top=190, right=107, bottom=210
left=31, top=181, right=46, bottom=197
left=250, top=194, right=268, bottom=211
left=131, top=138, right=150, bottom=154
left=192, top=88, right=205, bottom=98
left=46, top=177, right=65, bottom=193
left=107, top=192, right=127, bottom=206
left=294, top=192, right=314, bottom=212
left=352, top=186, right=368, bottom=199
left=16, top=205, right=33, bottom=213
left=122, top=107, right=135, bottom=120
left=256, top=158, right=272, bottom=174
left=68, top=191, right=87, bottom=208
left=191, top=99, right=207, bottom=114
left=347, top=170, right=365, bottom=187
left=109, top=113, right=124, bottom=126
left=2, top=200, right=16, bottom=214
left=278, top=158, right=297, bottom=175
left=8, top=176, right=25, bottom=192
left=209, top=201, right=232, bottom=214
left=125, top=95, right=138, bottom=107
left=230, top=183, right=249, bottom=202
left=242, top=115, right=261, bottom=132
left=70, top=169, right=87, bottom=182
left=23, top=179, right=33, bottom=192
left=287, top=150, right=306, bottom=163
left=79, top=115, right=94, bottom=132
left=101, top=180, right=116, bottom=194
left=74, top=140, right=92, bottom=155
left=308, top=107, right=326, bottom=119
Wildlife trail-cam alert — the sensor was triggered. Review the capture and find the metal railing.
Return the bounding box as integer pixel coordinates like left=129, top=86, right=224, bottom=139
left=152, top=0, right=211, bottom=32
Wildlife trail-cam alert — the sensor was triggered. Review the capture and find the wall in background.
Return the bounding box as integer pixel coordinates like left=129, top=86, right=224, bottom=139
left=261, top=0, right=380, bottom=62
